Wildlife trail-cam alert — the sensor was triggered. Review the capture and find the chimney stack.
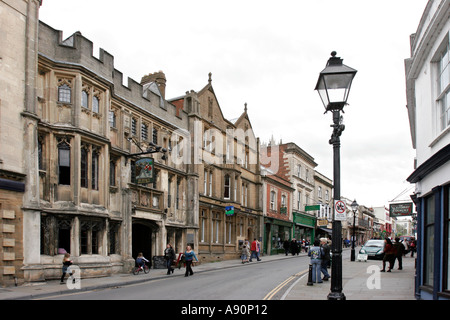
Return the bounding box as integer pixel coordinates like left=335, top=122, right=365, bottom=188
left=141, top=71, right=166, bottom=99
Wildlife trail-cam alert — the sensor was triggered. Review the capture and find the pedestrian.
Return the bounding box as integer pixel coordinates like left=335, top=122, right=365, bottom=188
left=381, top=238, right=396, bottom=272
left=393, top=237, right=405, bottom=270
left=308, top=239, right=324, bottom=283
left=256, top=239, right=262, bottom=261
left=249, top=238, right=261, bottom=262
left=410, top=239, right=416, bottom=257
left=305, top=239, right=310, bottom=253
left=241, top=242, right=250, bottom=263
left=60, top=253, right=75, bottom=284
left=164, top=243, right=176, bottom=275
left=184, top=245, right=198, bottom=277
left=320, top=238, right=331, bottom=281
left=290, top=239, right=298, bottom=256
left=283, top=240, right=290, bottom=256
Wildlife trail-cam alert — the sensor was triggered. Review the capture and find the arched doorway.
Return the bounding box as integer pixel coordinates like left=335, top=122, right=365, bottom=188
left=132, top=223, right=153, bottom=263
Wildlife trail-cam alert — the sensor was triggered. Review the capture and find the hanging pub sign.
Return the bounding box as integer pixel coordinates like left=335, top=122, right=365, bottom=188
left=135, top=157, right=154, bottom=184
left=389, top=202, right=413, bottom=217
left=225, top=206, right=234, bottom=216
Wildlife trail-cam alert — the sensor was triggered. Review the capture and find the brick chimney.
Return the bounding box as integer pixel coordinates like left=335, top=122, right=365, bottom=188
left=141, top=71, right=166, bottom=99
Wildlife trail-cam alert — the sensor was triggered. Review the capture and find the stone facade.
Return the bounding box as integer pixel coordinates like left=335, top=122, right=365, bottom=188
left=0, top=0, right=42, bottom=286
left=0, top=2, right=340, bottom=286
left=170, top=78, right=263, bottom=262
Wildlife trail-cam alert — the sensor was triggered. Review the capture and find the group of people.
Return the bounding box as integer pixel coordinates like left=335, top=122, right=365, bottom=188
left=308, top=238, right=331, bottom=283
left=240, top=238, right=262, bottom=263
left=381, top=237, right=415, bottom=272
left=283, top=239, right=311, bottom=255
left=134, top=244, right=199, bottom=278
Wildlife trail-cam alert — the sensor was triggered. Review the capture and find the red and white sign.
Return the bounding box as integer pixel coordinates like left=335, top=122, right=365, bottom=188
left=334, top=200, right=347, bottom=221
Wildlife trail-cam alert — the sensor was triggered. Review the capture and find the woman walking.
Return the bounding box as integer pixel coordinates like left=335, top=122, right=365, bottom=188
left=241, top=242, right=250, bottom=263
left=184, top=245, right=199, bottom=277
left=164, top=243, right=176, bottom=275
left=60, top=253, right=75, bottom=284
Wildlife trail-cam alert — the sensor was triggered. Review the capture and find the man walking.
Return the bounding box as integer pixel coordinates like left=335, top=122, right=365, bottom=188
left=249, top=238, right=261, bottom=262
left=320, top=238, right=331, bottom=281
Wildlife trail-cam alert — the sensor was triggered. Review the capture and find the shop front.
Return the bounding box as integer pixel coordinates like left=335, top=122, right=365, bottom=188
left=264, top=217, right=293, bottom=255
left=293, top=211, right=316, bottom=243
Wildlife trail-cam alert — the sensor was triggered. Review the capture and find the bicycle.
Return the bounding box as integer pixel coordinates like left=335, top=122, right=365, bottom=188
left=133, top=262, right=150, bottom=275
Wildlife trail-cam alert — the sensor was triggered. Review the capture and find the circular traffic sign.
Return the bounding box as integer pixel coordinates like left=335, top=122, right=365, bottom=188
left=335, top=200, right=346, bottom=214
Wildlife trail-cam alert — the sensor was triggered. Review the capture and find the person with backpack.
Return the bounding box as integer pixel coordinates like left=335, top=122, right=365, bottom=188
left=308, top=239, right=324, bottom=284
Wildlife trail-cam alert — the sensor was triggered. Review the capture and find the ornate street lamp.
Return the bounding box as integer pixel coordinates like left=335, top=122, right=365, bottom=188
left=315, top=51, right=357, bottom=113
left=315, top=51, right=357, bottom=300
left=351, top=199, right=359, bottom=262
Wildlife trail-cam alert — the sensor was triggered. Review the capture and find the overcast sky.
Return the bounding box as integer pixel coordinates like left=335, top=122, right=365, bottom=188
left=39, top=0, right=427, bottom=208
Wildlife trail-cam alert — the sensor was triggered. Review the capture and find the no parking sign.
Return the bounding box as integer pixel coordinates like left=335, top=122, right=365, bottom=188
left=334, top=200, right=347, bottom=221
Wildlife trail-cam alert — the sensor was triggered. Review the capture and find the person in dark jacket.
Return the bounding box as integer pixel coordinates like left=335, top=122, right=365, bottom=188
left=393, top=237, right=405, bottom=270
left=283, top=240, right=290, bottom=256
left=164, top=243, right=176, bottom=275
left=320, top=238, right=331, bottom=281
left=381, top=238, right=396, bottom=272
left=290, top=239, right=299, bottom=256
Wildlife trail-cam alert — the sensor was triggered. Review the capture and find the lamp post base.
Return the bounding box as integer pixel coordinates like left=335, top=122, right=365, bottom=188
left=350, top=249, right=355, bottom=261
left=327, top=292, right=346, bottom=300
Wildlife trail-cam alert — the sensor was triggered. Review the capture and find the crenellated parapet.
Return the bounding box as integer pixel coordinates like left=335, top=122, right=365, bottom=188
left=37, top=21, right=187, bottom=131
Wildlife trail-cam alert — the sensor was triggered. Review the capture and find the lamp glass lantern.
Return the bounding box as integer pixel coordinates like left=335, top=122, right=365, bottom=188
left=315, top=52, right=357, bottom=112
left=351, top=199, right=359, bottom=212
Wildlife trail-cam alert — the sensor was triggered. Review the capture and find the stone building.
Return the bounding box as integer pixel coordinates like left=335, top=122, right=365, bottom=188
left=33, top=22, right=198, bottom=281
left=0, top=2, right=201, bottom=283
left=170, top=76, right=263, bottom=262
left=0, top=0, right=42, bottom=286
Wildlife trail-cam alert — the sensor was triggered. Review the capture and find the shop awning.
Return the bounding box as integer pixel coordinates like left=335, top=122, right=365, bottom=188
left=318, top=227, right=332, bottom=234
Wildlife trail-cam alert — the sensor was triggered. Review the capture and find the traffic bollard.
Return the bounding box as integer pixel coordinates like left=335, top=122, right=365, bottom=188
left=307, top=264, right=313, bottom=286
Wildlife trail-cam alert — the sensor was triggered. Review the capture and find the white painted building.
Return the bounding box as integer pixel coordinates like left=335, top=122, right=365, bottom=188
left=405, top=0, right=450, bottom=300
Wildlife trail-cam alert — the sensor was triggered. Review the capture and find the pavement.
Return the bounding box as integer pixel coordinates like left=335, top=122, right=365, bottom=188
left=0, top=248, right=416, bottom=300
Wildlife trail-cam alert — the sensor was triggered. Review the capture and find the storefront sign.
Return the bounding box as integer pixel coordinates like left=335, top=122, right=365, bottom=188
left=135, top=157, right=154, bottom=184
left=305, top=205, right=320, bottom=211
left=225, top=206, right=234, bottom=216
left=389, top=202, right=413, bottom=217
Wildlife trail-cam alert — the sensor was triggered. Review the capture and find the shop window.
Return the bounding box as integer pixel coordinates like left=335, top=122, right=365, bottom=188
left=445, top=186, right=450, bottom=291
left=424, top=194, right=435, bottom=286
